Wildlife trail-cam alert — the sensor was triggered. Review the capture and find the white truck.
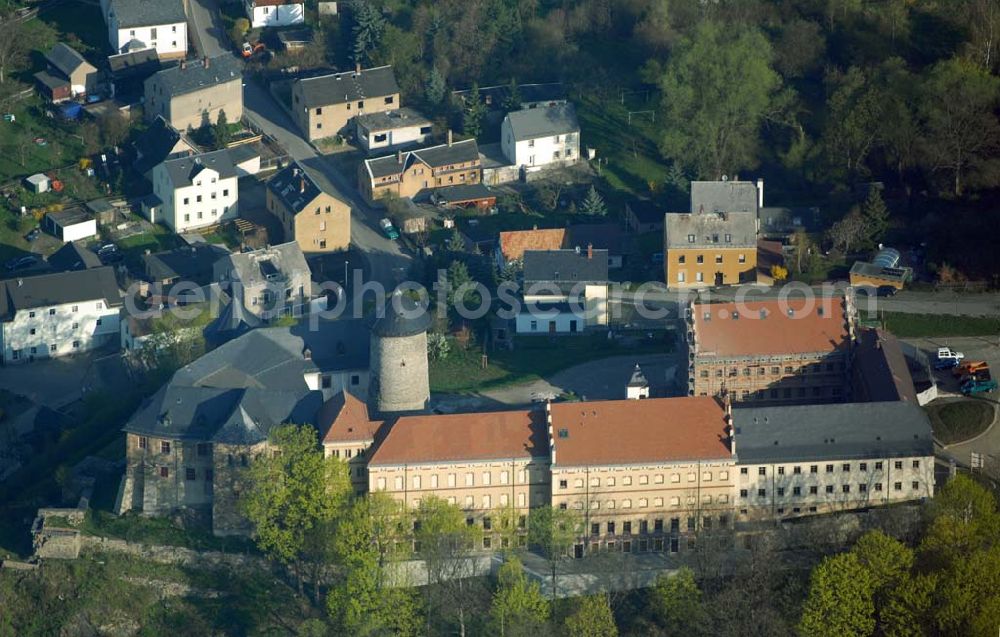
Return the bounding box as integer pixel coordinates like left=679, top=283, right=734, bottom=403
left=937, top=347, right=965, bottom=362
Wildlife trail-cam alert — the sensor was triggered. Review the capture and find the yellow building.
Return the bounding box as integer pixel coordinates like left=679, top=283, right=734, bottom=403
left=266, top=162, right=351, bottom=255
left=290, top=65, right=400, bottom=142
left=548, top=397, right=736, bottom=555
left=359, top=136, right=481, bottom=204
left=664, top=209, right=758, bottom=288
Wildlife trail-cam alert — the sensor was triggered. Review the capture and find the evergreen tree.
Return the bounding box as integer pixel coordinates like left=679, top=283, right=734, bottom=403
left=213, top=109, right=231, bottom=148
left=502, top=77, right=521, bottom=113
left=860, top=187, right=889, bottom=248
left=351, top=0, right=385, bottom=64
left=463, top=82, right=487, bottom=139
left=579, top=186, right=608, bottom=216
left=489, top=557, right=550, bottom=636
left=446, top=227, right=466, bottom=252
left=425, top=67, right=446, bottom=106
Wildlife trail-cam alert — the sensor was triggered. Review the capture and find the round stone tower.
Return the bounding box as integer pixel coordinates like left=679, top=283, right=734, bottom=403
left=370, top=293, right=432, bottom=414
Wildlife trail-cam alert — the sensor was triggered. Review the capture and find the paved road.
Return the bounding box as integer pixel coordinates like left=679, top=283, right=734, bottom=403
left=611, top=284, right=1000, bottom=318
left=186, top=0, right=229, bottom=58
left=243, top=80, right=412, bottom=291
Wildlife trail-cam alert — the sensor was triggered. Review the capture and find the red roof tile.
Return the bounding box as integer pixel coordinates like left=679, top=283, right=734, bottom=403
left=368, top=409, right=547, bottom=465
left=550, top=397, right=732, bottom=466
left=692, top=298, right=849, bottom=357
left=318, top=391, right=383, bottom=444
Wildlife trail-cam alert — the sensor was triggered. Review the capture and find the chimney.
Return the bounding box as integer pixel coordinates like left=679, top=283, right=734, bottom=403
left=756, top=177, right=764, bottom=208
left=299, top=177, right=306, bottom=194
left=203, top=57, right=210, bottom=69
left=355, top=62, right=361, bottom=74
left=396, top=149, right=403, bottom=164
left=180, top=59, right=186, bottom=70
left=447, top=130, right=453, bottom=147
left=587, top=243, right=593, bottom=260
left=17, top=278, right=23, bottom=287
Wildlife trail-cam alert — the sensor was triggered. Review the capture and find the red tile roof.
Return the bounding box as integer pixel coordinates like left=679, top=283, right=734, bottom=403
left=550, top=397, right=732, bottom=466
left=318, top=391, right=383, bottom=444
left=367, top=409, right=547, bottom=465
left=692, top=297, right=849, bottom=357
left=499, top=228, right=567, bottom=262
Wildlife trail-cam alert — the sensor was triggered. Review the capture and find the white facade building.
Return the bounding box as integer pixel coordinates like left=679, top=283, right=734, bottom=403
left=733, top=402, right=935, bottom=521
left=244, top=0, right=305, bottom=28
left=501, top=103, right=580, bottom=170
left=148, top=149, right=239, bottom=233
left=354, top=108, right=432, bottom=154
left=0, top=268, right=122, bottom=364
left=101, top=0, right=187, bottom=59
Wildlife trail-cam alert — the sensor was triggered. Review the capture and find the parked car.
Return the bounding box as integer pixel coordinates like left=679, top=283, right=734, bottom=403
left=379, top=218, right=399, bottom=240
left=937, top=347, right=965, bottom=362
left=934, top=358, right=960, bottom=371
left=24, top=227, right=40, bottom=242
left=96, top=243, right=123, bottom=264
left=961, top=378, right=998, bottom=395
left=4, top=254, right=39, bottom=271
left=876, top=285, right=898, bottom=297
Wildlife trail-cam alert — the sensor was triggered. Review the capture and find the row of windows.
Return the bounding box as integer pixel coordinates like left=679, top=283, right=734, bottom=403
left=561, top=493, right=728, bottom=511
left=10, top=340, right=84, bottom=359
left=155, top=466, right=215, bottom=481
left=742, top=460, right=919, bottom=476
left=181, top=189, right=229, bottom=205
left=589, top=515, right=727, bottom=537
left=330, top=446, right=366, bottom=460
left=742, top=481, right=920, bottom=498
left=312, top=95, right=395, bottom=116
left=677, top=253, right=747, bottom=265
left=697, top=386, right=843, bottom=400
left=702, top=362, right=843, bottom=378
left=378, top=469, right=530, bottom=491
left=686, top=233, right=734, bottom=244
left=182, top=206, right=230, bottom=223
left=28, top=319, right=95, bottom=336
left=416, top=493, right=531, bottom=509
left=524, top=133, right=576, bottom=147
left=557, top=470, right=729, bottom=489
left=26, top=302, right=104, bottom=319
left=138, top=438, right=211, bottom=457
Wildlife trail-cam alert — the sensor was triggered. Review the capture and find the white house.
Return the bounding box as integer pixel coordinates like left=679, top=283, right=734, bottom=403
left=146, top=149, right=239, bottom=233
left=516, top=247, right=609, bottom=334
left=45, top=208, right=98, bottom=242
left=101, top=0, right=187, bottom=60
left=354, top=108, right=432, bottom=154
left=0, top=268, right=122, bottom=365
left=500, top=103, right=580, bottom=170
left=244, top=0, right=305, bottom=28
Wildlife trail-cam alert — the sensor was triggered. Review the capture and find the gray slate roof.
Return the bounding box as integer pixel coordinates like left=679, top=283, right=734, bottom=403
left=0, top=267, right=121, bottom=320
left=295, top=65, right=399, bottom=108
left=365, top=139, right=479, bottom=179
left=266, top=162, right=324, bottom=215
left=204, top=295, right=262, bottom=344
left=453, top=82, right=566, bottom=108
left=505, top=104, right=579, bottom=142
left=221, top=241, right=309, bottom=288
left=690, top=180, right=759, bottom=215
left=108, top=48, right=160, bottom=78
left=371, top=293, right=431, bottom=338
left=664, top=210, right=757, bottom=249
left=108, top=0, right=186, bottom=29
left=133, top=116, right=191, bottom=177
left=45, top=43, right=93, bottom=79
left=47, top=242, right=102, bottom=272
left=148, top=55, right=242, bottom=98
left=733, top=402, right=934, bottom=464
left=523, top=249, right=609, bottom=285
left=356, top=107, right=430, bottom=133
left=162, top=149, right=238, bottom=188
left=143, top=243, right=231, bottom=284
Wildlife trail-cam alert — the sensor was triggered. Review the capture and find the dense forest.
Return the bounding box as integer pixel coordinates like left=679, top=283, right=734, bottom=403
left=320, top=0, right=1000, bottom=278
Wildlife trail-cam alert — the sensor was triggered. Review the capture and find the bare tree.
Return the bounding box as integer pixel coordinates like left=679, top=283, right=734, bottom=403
left=0, top=16, right=27, bottom=86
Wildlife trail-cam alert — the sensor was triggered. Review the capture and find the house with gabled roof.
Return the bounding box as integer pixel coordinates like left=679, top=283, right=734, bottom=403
left=358, top=134, right=481, bottom=204
left=501, top=103, right=580, bottom=170
left=213, top=241, right=313, bottom=320
left=266, top=162, right=350, bottom=254
left=291, top=65, right=400, bottom=141
left=34, top=43, right=99, bottom=102
left=101, top=0, right=187, bottom=60
left=146, top=149, right=240, bottom=232
left=516, top=247, right=610, bottom=334
left=143, top=55, right=243, bottom=131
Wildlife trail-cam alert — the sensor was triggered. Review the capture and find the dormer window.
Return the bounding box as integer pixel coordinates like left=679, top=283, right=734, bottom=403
left=303, top=348, right=312, bottom=360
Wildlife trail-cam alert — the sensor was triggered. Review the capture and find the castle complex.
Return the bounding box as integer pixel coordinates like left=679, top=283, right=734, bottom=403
left=118, top=296, right=935, bottom=554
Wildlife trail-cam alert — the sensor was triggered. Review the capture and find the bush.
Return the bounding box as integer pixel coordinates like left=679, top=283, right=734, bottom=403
left=230, top=18, right=250, bottom=45
left=427, top=332, right=450, bottom=361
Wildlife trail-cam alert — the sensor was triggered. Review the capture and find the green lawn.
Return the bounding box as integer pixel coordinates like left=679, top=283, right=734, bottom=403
left=430, top=332, right=674, bottom=393
left=928, top=400, right=994, bottom=445
left=81, top=510, right=258, bottom=553
left=879, top=313, right=1000, bottom=338
left=117, top=224, right=184, bottom=268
